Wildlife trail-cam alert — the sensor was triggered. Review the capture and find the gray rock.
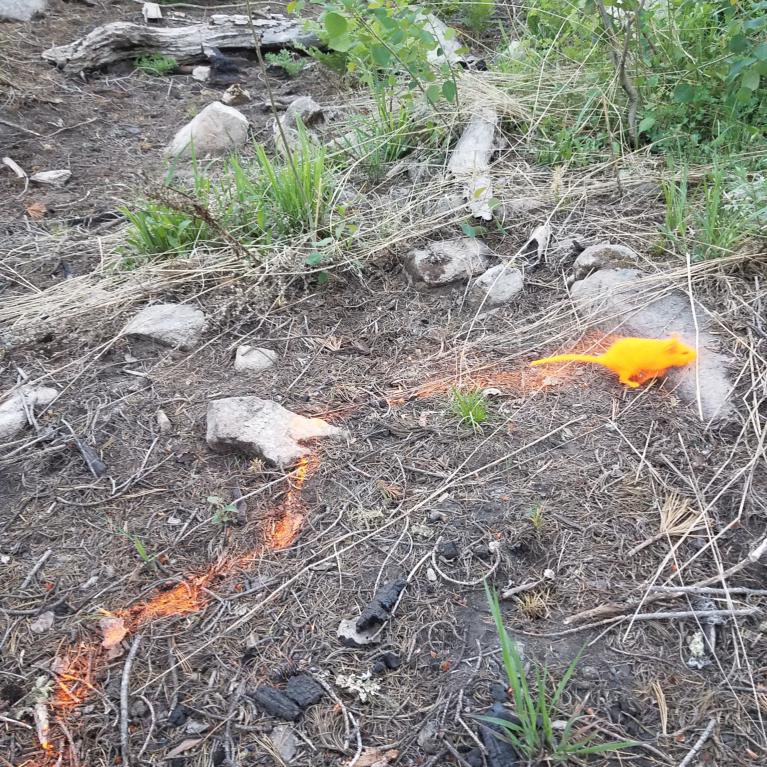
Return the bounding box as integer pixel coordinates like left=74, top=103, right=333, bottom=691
left=282, top=96, right=323, bottom=129
left=222, top=83, right=251, bottom=106
left=234, top=346, right=278, bottom=373
left=470, top=264, right=523, bottom=306
left=122, top=303, right=207, bottom=350
left=166, top=101, right=248, bottom=158
left=572, top=242, right=638, bottom=280
left=30, top=169, right=71, bottom=187
left=0, top=384, right=58, bottom=440
left=270, top=724, right=298, bottom=762
left=30, top=611, right=55, bottom=633
left=407, top=238, right=491, bottom=286
left=571, top=268, right=734, bottom=420
left=275, top=96, right=323, bottom=153
left=1, top=0, right=47, bottom=22
left=206, top=396, right=345, bottom=468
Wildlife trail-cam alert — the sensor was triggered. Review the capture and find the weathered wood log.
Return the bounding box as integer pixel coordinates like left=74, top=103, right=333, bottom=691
left=447, top=106, right=498, bottom=221
left=41, top=14, right=321, bottom=74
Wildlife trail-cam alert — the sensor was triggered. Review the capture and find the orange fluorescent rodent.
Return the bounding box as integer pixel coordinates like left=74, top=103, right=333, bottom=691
left=530, top=336, right=697, bottom=388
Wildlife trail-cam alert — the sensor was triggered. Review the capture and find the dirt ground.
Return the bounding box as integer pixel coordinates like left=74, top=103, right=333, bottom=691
left=2, top=3, right=767, bottom=767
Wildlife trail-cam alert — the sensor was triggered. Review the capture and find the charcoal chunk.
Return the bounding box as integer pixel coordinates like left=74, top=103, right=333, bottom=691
left=381, top=651, right=401, bottom=670
left=285, top=674, right=324, bottom=708
left=356, top=579, right=406, bottom=632
left=250, top=686, right=302, bottom=721
left=436, top=540, right=459, bottom=560
left=167, top=704, right=188, bottom=728
left=477, top=702, right=520, bottom=766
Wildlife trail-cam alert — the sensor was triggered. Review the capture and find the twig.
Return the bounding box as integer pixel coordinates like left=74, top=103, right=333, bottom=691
left=21, top=549, right=52, bottom=589
left=120, top=635, right=143, bottom=767
left=677, top=718, right=716, bottom=767
left=630, top=607, right=758, bottom=622
left=136, top=694, right=156, bottom=761
left=650, top=585, right=767, bottom=597
left=431, top=540, right=500, bottom=587
left=443, top=740, right=475, bottom=767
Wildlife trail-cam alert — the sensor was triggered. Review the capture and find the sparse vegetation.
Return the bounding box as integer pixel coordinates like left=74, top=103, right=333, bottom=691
left=450, top=387, right=489, bottom=429
left=134, top=53, right=177, bottom=76
left=483, top=584, right=635, bottom=762
left=121, top=201, right=208, bottom=263
left=208, top=495, right=239, bottom=526
left=265, top=49, right=308, bottom=77
left=463, top=0, right=494, bottom=34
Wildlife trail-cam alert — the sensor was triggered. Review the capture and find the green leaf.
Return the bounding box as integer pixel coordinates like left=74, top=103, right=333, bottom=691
left=461, top=222, right=478, bottom=238
left=638, top=114, right=656, bottom=134
left=742, top=69, right=760, bottom=91
left=324, top=11, right=348, bottom=38
left=425, top=83, right=441, bottom=105
left=755, top=42, right=767, bottom=60
left=729, top=33, right=749, bottom=54
left=316, top=271, right=330, bottom=285
left=672, top=83, right=694, bottom=103
left=371, top=45, right=391, bottom=67
left=305, top=251, right=324, bottom=266
left=442, top=79, right=457, bottom=102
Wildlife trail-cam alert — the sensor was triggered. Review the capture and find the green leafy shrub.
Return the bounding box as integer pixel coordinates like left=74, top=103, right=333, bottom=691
left=121, top=202, right=207, bottom=263
left=265, top=50, right=308, bottom=76
left=293, top=0, right=459, bottom=105
left=134, top=53, right=177, bottom=76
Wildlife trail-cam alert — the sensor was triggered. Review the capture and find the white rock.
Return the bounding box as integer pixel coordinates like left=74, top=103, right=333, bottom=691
left=1, top=0, right=47, bottom=22
left=156, top=409, right=172, bottom=434
left=470, top=264, right=523, bottom=306
left=0, top=384, right=58, bottom=441
left=571, top=268, right=734, bottom=421
left=206, top=396, right=345, bottom=468
left=166, top=101, right=248, bottom=158
left=121, top=303, right=207, bottom=350
left=572, top=242, right=638, bottom=280
left=337, top=617, right=380, bottom=647
left=30, top=611, right=55, bottom=634
left=270, top=725, right=298, bottom=763
left=191, top=65, right=210, bottom=82
left=234, top=346, right=278, bottom=373
left=30, top=169, right=71, bottom=187
left=406, top=238, right=491, bottom=286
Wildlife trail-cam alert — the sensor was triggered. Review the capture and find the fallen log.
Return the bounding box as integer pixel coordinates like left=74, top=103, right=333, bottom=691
left=41, top=14, right=321, bottom=75
left=447, top=106, right=498, bottom=221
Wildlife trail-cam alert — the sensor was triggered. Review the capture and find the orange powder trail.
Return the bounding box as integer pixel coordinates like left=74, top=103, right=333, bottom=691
left=27, top=455, right=319, bottom=766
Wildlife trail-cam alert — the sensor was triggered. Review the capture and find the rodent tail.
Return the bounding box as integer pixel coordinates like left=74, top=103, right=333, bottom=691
left=530, top=353, right=601, bottom=367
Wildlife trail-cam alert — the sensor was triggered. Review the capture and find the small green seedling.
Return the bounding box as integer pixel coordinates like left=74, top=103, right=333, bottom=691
left=265, top=50, right=307, bottom=77
left=135, top=54, right=178, bottom=76
left=450, top=387, right=488, bottom=428
left=208, top=496, right=239, bottom=526
left=528, top=504, right=545, bottom=532
left=481, top=583, right=635, bottom=761
left=116, top=527, right=156, bottom=567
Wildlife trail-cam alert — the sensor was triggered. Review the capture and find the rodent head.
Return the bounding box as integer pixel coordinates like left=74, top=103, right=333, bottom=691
left=665, top=336, right=697, bottom=365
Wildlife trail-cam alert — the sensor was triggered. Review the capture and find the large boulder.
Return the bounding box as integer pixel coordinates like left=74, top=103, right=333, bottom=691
left=206, top=396, right=345, bottom=467
left=121, top=303, right=207, bottom=350
left=406, top=238, right=491, bottom=286
left=571, top=268, right=733, bottom=421
left=166, top=101, right=248, bottom=158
